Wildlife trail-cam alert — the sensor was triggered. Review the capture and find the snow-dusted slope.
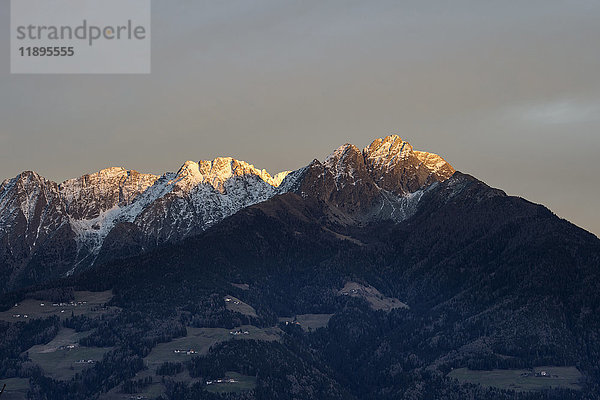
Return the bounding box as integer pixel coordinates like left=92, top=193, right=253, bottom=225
left=117, top=158, right=291, bottom=250
left=0, top=171, right=67, bottom=252
left=68, top=158, right=292, bottom=270
left=0, top=172, right=73, bottom=288
left=60, top=167, right=160, bottom=220
left=0, top=158, right=292, bottom=286
left=0, top=135, right=454, bottom=291
left=294, top=136, right=454, bottom=223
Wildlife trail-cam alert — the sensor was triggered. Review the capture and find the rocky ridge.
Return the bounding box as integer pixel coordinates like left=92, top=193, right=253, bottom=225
left=0, top=135, right=453, bottom=291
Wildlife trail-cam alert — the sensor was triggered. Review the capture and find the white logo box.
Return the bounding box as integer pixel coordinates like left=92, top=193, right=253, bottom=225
left=11, top=0, right=151, bottom=74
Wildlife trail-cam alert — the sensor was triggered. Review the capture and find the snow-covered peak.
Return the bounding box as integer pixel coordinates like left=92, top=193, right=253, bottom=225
left=0, top=170, right=66, bottom=261
left=195, top=157, right=290, bottom=192
left=323, top=144, right=365, bottom=186
left=4, top=172, right=60, bottom=223
left=413, top=151, right=455, bottom=178
left=0, top=138, right=456, bottom=285
left=271, top=171, right=291, bottom=187
left=360, top=135, right=455, bottom=194
left=60, top=167, right=160, bottom=220
left=58, top=156, right=293, bottom=269
left=171, top=161, right=204, bottom=191
left=96, top=167, right=128, bottom=177
left=0, top=171, right=52, bottom=210
left=362, top=135, right=454, bottom=176
left=324, top=144, right=361, bottom=167
left=363, top=135, right=414, bottom=169
left=8, top=171, right=47, bottom=189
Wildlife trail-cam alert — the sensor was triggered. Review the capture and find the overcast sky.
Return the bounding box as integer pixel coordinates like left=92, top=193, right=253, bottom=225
left=1, top=0, right=599, bottom=236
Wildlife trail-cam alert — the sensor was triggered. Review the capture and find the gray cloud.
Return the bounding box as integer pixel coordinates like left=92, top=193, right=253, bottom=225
left=515, top=100, right=600, bottom=125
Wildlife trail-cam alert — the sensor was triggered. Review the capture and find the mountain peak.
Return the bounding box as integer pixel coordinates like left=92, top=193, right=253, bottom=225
left=95, top=166, right=128, bottom=176
left=0, top=136, right=455, bottom=290
left=363, top=135, right=413, bottom=164
left=169, top=157, right=291, bottom=193
left=172, top=161, right=204, bottom=190
left=198, top=157, right=290, bottom=190
left=60, top=167, right=160, bottom=220
left=13, top=171, right=48, bottom=187
left=324, top=143, right=363, bottom=170
left=322, top=144, right=368, bottom=189
left=325, top=143, right=361, bottom=159
left=363, top=135, right=455, bottom=194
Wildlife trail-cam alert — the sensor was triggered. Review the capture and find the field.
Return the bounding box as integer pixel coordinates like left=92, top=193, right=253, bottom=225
left=99, top=370, right=255, bottom=399
left=144, top=326, right=280, bottom=369
left=99, top=326, right=273, bottom=398
left=98, top=368, right=185, bottom=400
left=448, top=366, right=583, bottom=391
left=338, top=282, right=408, bottom=311
left=279, top=314, right=334, bottom=331
left=230, top=283, right=250, bottom=291
left=99, top=368, right=190, bottom=400
left=206, top=371, right=257, bottom=394
left=25, top=328, right=113, bottom=381
left=27, top=327, right=92, bottom=352
left=0, top=377, right=29, bottom=400
left=224, top=295, right=257, bottom=317
left=0, top=290, right=116, bottom=322
left=144, top=327, right=231, bottom=369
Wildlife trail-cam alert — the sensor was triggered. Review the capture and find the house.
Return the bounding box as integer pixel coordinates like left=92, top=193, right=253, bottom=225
left=174, top=349, right=196, bottom=354
left=229, top=329, right=250, bottom=336
left=206, top=378, right=237, bottom=385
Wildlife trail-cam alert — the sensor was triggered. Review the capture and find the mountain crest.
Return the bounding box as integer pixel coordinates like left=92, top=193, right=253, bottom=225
left=363, top=135, right=455, bottom=194
left=363, top=135, right=413, bottom=162
left=323, top=143, right=366, bottom=185
left=172, top=157, right=291, bottom=193
left=60, top=167, right=160, bottom=220
left=0, top=136, right=456, bottom=291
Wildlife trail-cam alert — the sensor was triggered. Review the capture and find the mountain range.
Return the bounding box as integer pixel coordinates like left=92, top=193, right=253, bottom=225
left=1, top=135, right=599, bottom=400
left=0, top=135, right=453, bottom=292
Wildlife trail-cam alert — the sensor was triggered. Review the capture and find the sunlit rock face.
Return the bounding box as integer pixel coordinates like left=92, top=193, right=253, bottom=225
left=0, top=158, right=292, bottom=289
left=60, top=168, right=160, bottom=220
left=295, top=144, right=382, bottom=217
left=0, top=135, right=455, bottom=291
left=128, top=157, right=291, bottom=251
left=0, top=171, right=74, bottom=289
left=293, top=136, right=455, bottom=223
left=363, top=135, right=455, bottom=195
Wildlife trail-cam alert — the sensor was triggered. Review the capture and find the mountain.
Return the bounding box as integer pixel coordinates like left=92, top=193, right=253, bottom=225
left=0, top=135, right=452, bottom=292
left=292, top=136, right=454, bottom=223
left=2, top=135, right=598, bottom=400
left=0, top=171, right=73, bottom=291
left=0, top=158, right=290, bottom=291
left=19, top=161, right=595, bottom=400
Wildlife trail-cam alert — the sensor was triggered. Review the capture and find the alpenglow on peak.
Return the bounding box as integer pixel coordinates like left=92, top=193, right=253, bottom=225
left=362, top=135, right=455, bottom=194
left=0, top=137, right=455, bottom=291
